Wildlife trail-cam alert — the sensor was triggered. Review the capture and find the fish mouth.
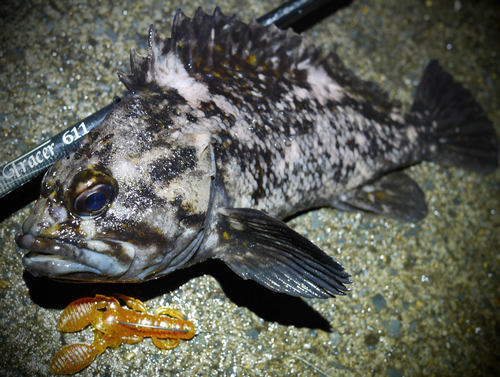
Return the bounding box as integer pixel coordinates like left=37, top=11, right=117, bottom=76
left=16, top=233, right=135, bottom=280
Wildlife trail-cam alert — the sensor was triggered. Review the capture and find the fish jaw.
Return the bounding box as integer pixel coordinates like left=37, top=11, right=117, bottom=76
left=18, top=233, right=135, bottom=280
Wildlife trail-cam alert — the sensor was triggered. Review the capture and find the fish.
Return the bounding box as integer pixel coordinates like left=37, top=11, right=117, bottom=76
left=16, top=7, right=498, bottom=299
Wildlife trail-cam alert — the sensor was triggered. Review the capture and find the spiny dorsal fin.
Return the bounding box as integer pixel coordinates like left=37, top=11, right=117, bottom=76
left=117, top=6, right=395, bottom=113
left=117, top=6, right=322, bottom=92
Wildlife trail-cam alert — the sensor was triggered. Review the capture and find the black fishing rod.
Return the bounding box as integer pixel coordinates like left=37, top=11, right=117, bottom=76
left=0, top=0, right=349, bottom=219
left=0, top=99, right=121, bottom=199
left=257, top=0, right=332, bottom=28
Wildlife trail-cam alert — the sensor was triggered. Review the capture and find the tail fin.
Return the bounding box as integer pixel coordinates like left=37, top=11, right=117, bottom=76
left=412, top=60, right=498, bottom=174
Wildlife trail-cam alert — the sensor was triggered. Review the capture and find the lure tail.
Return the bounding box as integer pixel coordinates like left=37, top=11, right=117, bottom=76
left=49, top=343, right=98, bottom=374
left=412, top=60, right=498, bottom=173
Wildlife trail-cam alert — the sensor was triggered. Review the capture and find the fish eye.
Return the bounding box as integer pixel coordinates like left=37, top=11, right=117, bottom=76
left=86, top=191, right=107, bottom=211
left=68, top=166, right=118, bottom=219
left=74, top=183, right=114, bottom=217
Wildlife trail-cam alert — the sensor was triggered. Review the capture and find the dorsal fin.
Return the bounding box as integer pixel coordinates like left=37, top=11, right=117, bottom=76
left=321, top=52, right=395, bottom=112
left=117, top=6, right=322, bottom=92
left=117, top=6, right=395, bottom=112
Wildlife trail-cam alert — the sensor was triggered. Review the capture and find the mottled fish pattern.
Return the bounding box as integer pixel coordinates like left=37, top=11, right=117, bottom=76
left=16, top=8, right=498, bottom=298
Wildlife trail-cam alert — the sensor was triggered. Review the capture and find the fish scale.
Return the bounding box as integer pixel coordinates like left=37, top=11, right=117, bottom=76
left=16, top=7, right=498, bottom=299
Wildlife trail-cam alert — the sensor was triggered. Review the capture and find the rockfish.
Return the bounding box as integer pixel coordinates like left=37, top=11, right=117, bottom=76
left=16, top=8, right=498, bottom=298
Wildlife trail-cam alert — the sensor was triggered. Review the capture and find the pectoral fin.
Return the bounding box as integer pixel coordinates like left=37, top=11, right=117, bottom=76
left=333, top=172, right=428, bottom=222
left=213, top=208, right=351, bottom=298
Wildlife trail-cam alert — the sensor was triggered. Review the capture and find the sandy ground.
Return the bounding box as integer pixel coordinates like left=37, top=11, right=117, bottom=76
left=0, top=0, right=499, bottom=376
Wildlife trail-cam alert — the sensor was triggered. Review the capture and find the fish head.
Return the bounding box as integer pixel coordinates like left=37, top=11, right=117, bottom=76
left=16, top=94, right=215, bottom=282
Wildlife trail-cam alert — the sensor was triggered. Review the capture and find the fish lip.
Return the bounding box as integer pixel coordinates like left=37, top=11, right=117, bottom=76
left=16, top=232, right=135, bottom=279
left=22, top=251, right=103, bottom=277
